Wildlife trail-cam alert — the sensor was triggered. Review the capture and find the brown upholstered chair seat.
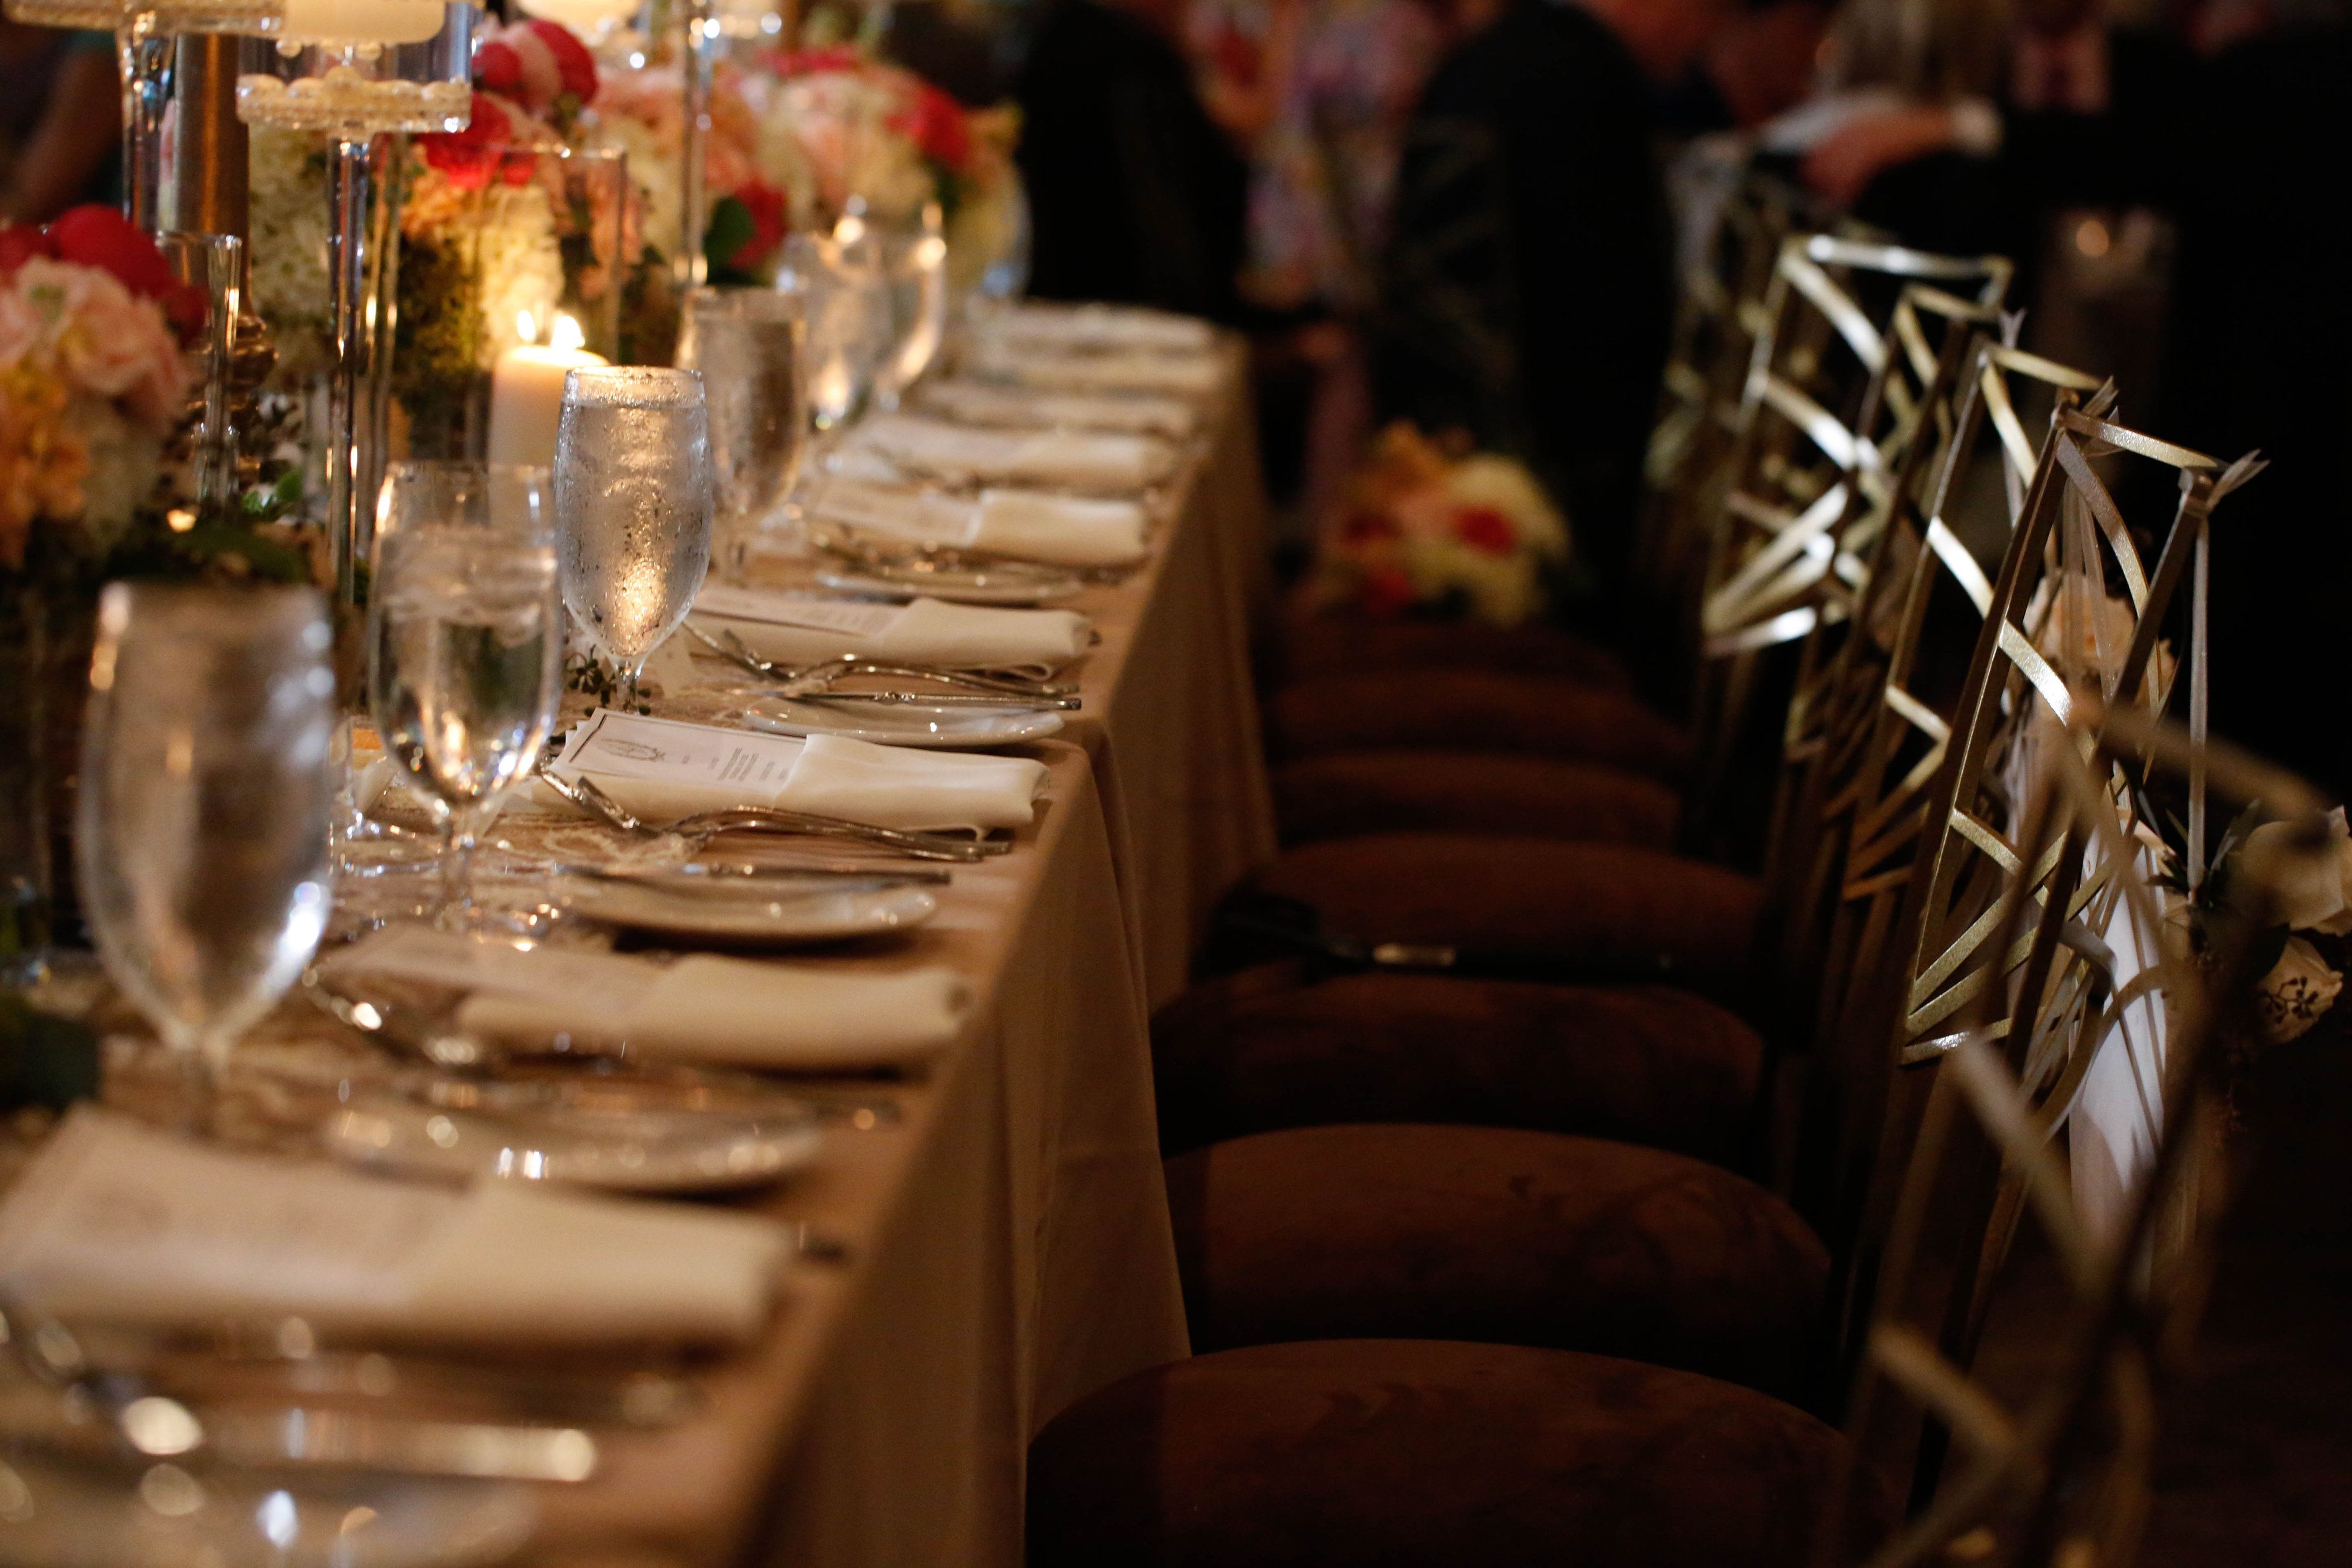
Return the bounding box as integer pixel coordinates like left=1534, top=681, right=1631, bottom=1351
left=1165, top=1124, right=1825, bottom=1396
left=1153, top=967, right=1761, bottom=1162
left=1271, top=609, right=1633, bottom=689
left=1273, top=750, right=1682, bottom=847
left=1250, top=834, right=1763, bottom=1002
left=1028, top=1338, right=1859, bottom=1568
left=1266, top=670, right=1690, bottom=781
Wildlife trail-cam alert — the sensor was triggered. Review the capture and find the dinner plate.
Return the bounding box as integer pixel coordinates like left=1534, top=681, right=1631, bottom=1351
left=812, top=567, right=1087, bottom=607
left=741, top=696, right=1065, bottom=750
left=0, top=1453, right=536, bottom=1568
left=557, top=872, right=939, bottom=945
left=323, top=1091, right=823, bottom=1193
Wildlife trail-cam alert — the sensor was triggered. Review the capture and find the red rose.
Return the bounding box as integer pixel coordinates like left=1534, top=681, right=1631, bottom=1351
left=46, top=205, right=176, bottom=299
left=770, top=45, right=860, bottom=77
left=726, top=180, right=790, bottom=272
left=899, top=81, right=971, bottom=173
left=1454, top=505, right=1515, bottom=555
left=419, top=92, right=513, bottom=190
left=162, top=282, right=211, bottom=340
left=1339, top=507, right=1398, bottom=545
left=524, top=20, right=597, bottom=105
left=0, top=223, right=56, bottom=275
left=473, top=37, right=523, bottom=96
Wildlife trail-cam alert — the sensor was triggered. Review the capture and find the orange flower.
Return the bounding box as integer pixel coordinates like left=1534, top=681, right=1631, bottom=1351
left=0, top=370, right=90, bottom=567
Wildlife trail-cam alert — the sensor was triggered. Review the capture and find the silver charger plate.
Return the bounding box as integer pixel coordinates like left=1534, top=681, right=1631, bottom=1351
left=323, top=1092, right=823, bottom=1193
left=556, top=873, right=940, bottom=945
left=741, top=696, right=1065, bottom=750
left=0, top=1453, right=536, bottom=1568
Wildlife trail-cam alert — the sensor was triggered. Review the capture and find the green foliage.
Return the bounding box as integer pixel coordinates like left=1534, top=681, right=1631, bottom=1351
left=0, top=991, right=98, bottom=1113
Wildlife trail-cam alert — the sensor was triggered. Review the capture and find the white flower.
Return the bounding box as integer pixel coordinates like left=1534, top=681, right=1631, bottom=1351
left=61, top=394, right=163, bottom=553
left=2256, top=934, right=2343, bottom=1044
left=2242, top=807, right=2352, bottom=935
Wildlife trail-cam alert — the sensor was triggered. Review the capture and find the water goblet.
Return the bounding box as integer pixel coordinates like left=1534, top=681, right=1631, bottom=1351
left=777, top=231, right=891, bottom=434
left=368, top=461, right=562, bottom=928
left=875, top=203, right=949, bottom=409
left=676, top=287, right=806, bottom=580
left=76, top=584, right=339, bottom=1120
left=554, top=367, right=713, bottom=709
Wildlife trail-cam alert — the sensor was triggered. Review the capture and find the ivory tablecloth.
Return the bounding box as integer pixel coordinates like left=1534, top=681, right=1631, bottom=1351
left=519, top=345, right=1271, bottom=1566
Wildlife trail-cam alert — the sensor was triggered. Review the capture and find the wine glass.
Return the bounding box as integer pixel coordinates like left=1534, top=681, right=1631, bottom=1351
left=554, top=367, right=713, bottom=708
left=368, top=461, right=562, bottom=928
left=76, top=584, right=338, bottom=1116
left=875, top=203, right=949, bottom=409
left=676, top=287, right=806, bottom=580
left=777, top=231, right=891, bottom=434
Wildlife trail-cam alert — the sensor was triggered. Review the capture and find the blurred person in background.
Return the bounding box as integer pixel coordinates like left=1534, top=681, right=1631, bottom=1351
left=1188, top=0, right=1448, bottom=562
left=1374, top=0, right=1742, bottom=616
left=0, top=21, right=116, bottom=222
left=1015, top=0, right=1250, bottom=320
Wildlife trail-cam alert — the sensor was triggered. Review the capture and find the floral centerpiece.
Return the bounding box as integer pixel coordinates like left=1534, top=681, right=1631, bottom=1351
left=747, top=46, right=1020, bottom=300
left=593, top=55, right=789, bottom=301
left=1309, top=423, right=1572, bottom=627
left=396, top=21, right=633, bottom=452
left=0, top=208, right=320, bottom=958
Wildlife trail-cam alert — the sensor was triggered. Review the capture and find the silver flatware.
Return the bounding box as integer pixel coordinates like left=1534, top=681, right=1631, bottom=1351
left=684, top=621, right=1078, bottom=697
left=553, top=863, right=953, bottom=892
left=537, top=767, right=1010, bottom=862
left=805, top=522, right=1121, bottom=589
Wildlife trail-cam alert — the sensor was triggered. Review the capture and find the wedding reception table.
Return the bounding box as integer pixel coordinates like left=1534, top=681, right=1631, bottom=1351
left=509, top=336, right=1273, bottom=1567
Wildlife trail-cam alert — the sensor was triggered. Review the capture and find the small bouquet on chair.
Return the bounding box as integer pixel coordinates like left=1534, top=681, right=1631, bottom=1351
left=1308, top=423, right=1571, bottom=628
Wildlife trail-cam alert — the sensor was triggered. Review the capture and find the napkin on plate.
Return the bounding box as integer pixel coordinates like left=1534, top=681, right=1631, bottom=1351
left=457, top=957, right=968, bottom=1071
left=963, top=342, right=1225, bottom=399
left=692, top=584, right=1095, bottom=669
left=807, top=479, right=1148, bottom=569
left=851, top=413, right=1179, bottom=491
left=916, top=378, right=1200, bottom=439
left=537, top=713, right=1050, bottom=832
left=974, top=303, right=1217, bottom=355
left=0, top=1109, right=791, bottom=1345
left=325, top=925, right=970, bottom=1072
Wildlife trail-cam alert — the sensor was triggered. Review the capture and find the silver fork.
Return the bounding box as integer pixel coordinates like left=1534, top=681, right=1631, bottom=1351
left=684, top=621, right=1078, bottom=699
left=537, top=767, right=1010, bottom=862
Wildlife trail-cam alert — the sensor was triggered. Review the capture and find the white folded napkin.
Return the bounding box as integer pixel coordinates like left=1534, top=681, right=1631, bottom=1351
left=963, top=341, right=1225, bottom=399
left=808, top=478, right=1148, bottom=569
left=850, top=413, right=1179, bottom=491
left=975, top=302, right=1217, bottom=355
left=538, top=711, right=1048, bottom=832
left=692, top=583, right=1095, bottom=670
left=0, top=1109, right=790, bottom=1345
left=916, top=378, right=1200, bottom=439
left=328, top=925, right=969, bottom=1071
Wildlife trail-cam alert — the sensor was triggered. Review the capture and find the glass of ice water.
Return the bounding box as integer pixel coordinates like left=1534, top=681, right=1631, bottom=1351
left=676, top=287, right=806, bottom=580
left=76, top=584, right=339, bottom=1113
left=553, top=366, right=713, bottom=708
left=369, top=460, right=562, bottom=925
left=777, top=231, right=891, bottom=434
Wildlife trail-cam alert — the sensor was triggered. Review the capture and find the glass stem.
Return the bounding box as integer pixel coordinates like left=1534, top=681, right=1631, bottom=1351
left=435, top=810, right=477, bottom=926
left=118, top=15, right=173, bottom=233
left=678, top=0, right=713, bottom=292
left=326, top=136, right=373, bottom=609
left=180, top=1038, right=221, bottom=1138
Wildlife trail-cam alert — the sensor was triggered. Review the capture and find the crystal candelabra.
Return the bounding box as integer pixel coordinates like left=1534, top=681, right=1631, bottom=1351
left=236, top=1, right=475, bottom=607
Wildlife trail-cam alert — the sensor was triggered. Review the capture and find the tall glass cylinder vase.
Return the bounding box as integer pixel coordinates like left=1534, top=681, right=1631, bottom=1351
left=388, top=145, right=629, bottom=463
left=236, top=2, right=473, bottom=606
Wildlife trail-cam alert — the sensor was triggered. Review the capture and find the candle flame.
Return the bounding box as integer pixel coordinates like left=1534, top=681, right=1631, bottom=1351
left=550, top=312, right=587, bottom=353
left=516, top=308, right=539, bottom=345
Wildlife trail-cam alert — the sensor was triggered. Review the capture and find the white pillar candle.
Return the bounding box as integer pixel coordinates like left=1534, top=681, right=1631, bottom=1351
left=277, top=0, right=448, bottom=44
left=514, top=0, right=642, bottom=31
left=487, top=342, right=608, bottom=472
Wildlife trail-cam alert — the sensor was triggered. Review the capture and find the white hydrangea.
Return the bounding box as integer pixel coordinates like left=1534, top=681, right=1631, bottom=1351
left=470, top=180, right=566, bottom=359
left=245, top=127, right=335, bottom=380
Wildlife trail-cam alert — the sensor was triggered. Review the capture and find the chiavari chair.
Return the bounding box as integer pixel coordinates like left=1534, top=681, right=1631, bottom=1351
left=1825, top=714, right=2321, bottom=1568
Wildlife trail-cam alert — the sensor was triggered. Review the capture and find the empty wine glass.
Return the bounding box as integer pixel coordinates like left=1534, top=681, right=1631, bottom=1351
left=368, top=460, right=562, bottom=928
left=554, top=366, right=713, bottom=708
left=676, top=287, right=806, bottom=580
left=876, top=203, right=949, bottom=409
left=76, top=584, right=338, bottom=1116
left=777, top=231, right=891, bottom=434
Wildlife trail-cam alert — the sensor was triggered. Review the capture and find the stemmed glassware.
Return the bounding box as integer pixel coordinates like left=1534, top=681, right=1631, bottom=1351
left=777, top=230, right=892, bottom=435
left=876, top=202, right=949, bottom=409
left=676, top=287, right=806, bottom=580
left=554, top=367, right=714, bottom=710
left=367, top=461, right=563, bottom=929
left=76, top=584, right=339, bottom=1118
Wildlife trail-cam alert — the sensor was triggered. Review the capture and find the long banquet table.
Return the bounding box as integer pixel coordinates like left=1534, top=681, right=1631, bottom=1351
left=517, top=340, right=1274, bottom=1566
